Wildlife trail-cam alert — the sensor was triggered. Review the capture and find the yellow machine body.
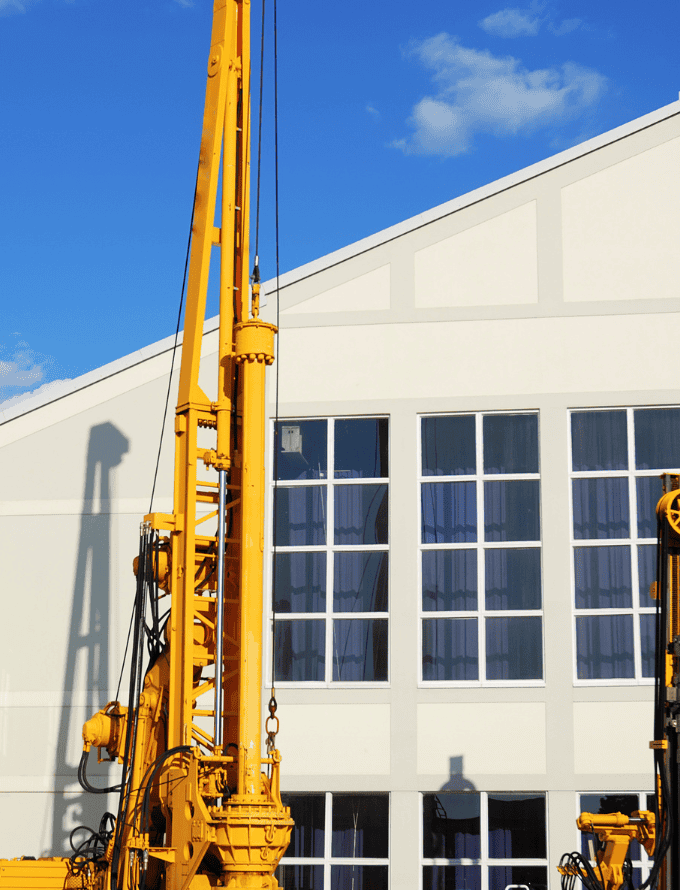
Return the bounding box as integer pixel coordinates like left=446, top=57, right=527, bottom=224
left=0, top=1, right=291, bottom=888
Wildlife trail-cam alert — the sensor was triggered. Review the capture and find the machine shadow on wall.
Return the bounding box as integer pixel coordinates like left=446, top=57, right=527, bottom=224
left=49, top=423, right=129, bottom=855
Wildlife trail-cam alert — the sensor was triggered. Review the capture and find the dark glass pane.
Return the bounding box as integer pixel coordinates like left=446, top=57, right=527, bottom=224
left=422, top=619, right=478, bottom=681
left=275, top=420, right=327, bottom=480
left=274, top=620, right=325, bottom=682
left=335, top=418, right=388, bottom=479
left=574, top=546, right=632, bottom=609
left=485, top=617, right=542, bottom=680
left=641, top=613, right=655, bottom=678
left=485, top=548, right=541, bottom=610
left=488, top=794, right=546, bottom=858
left=276, top=864, right=324, bottom=889
left=334, top=552, right=388, bottom=612
left=575, top=614, right=634, bottom=679
left=638, top=545, right=656, bottom=604
left=422, top=482, right=477, bottom=544
left=422, top=415, right=476, bottom=476
left=335, top=484, right=388, bottom=545
left=579, top=794, right=641, bottom=859
left=331, top=794, right=389, bottom=857
left=275, top=487, right=326, bottom=546
left=281, top=794, right=325, bottom=857
left=333, top=619, right=387, bottom=681
left=483, top=414, right=538, bottom=474
left=422, top=550, right=477, bottom=611
left=571, top=411, right=628, bottom=472
left=423, top=866, right=480, bottom=890
left=489, top=866, right=547, bottom=890
left=423, top=792, right=480, bottom=858
left=634, top=408, right=680, bottom=470
left=572, top=478, right=629, bottom=540
left=331, top=866, right=388, bottom=890
left=637, top=475, right=663, bottom=538
left=274, top=552, right=326, bottom=613
left=484, top=480, right=540, bottom=542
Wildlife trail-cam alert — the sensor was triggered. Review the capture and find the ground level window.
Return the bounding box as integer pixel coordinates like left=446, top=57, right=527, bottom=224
left=422, top=791, right=547, bottom=890
left=277, top=792, right=389, bottom=889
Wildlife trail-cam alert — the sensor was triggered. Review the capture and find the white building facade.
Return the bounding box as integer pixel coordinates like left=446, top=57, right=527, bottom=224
left=1, top=99, right=680, bottom=889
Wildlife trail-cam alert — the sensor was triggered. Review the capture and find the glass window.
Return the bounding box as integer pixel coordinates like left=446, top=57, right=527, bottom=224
left=570, top=407, right=675, bottom=684
left=420, top=413, right=542, bottom=685
left=273, top=418, right=389, bottom=685
left=577, top=792, right=654, bottom=882
left=277, top=793, right=389, bottom=889
left=422, top=792, right=547, bottom=890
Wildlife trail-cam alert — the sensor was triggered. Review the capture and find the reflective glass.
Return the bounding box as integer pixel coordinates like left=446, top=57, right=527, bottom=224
left=637, top=475, right=663, bottom=538
left=422, top=618, right=478, bottom=681
left=282, top=794, right=325, bottom=857
left=638, top=544, right=656, bottom=602
left=483, top=414, right=538, bottom=474
left=575, top=614, right=634, bottom=679
left=488, top=866, right=547, bottom=890
left=331, top=866, right=388, bottom=890
left=487, top=794, right=546, bottom=858
left=274, top=620, right=325, bottom=682
left=485, top=617, right=542, bottom=680
left=335, top=418, right=388, bottom=479
left=485, top=548, right=541, bottom=610
left=334, top=552, right=388, bottom=612
left=275, top=420, right=327, bottom=480
left=573, top=546, right=632, bottom=609
left=572, top=478, right=629, bottom=539
left=331, top=794, right=389, bottom=857
left=333, top=619, right=387, bottom=681
left=421, top=415, right=476, bottom=476
left=276, top=864, right=324, bottom=889
left=422, top=550, right=477, bottom=611
left=421, top=482, right=477, bottom=544
left=422, top=792, right=481, bottom=858
left=423, top=866, right=481, bottom=890
left=274, top=552, right=326, bottom=613
left=571, top=411, right=627, bottom=472
left=334, top=484, right=388, bottom=545
left=641, top=613, right=655, bottom=678
left=634, top=408, right=680, bottom=469
left=484, top=480, right=540, bottom=542
left=274, top=487, right=326, bottom=546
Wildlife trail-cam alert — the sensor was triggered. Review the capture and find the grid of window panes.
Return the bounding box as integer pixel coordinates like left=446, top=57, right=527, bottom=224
left=570, top=408, right=680, bottom=682
left=422, top=792, right=548, bottom=890
left=276, top=793, right=389, bottom=890
left=577, top=793, right=654, bottom=885
left=419, top=413, right=543, bottom=684
left=272, top=418, right=389, bottom=684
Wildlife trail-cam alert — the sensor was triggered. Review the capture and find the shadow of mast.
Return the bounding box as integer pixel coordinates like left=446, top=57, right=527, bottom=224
left=49, top=423, right=129, bottom=855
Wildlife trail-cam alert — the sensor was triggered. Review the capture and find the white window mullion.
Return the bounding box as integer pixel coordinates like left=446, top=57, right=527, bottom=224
left=324, top=792, right=333, bottom=888
left=480, top=792, right=489, bottom=890
left=326, top=420, right=335, bottom=684
left=476, top=414, right=486, bottom=683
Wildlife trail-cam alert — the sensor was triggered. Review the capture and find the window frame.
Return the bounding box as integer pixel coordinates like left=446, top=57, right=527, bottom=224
left=420, top=791, right=549, bottom=890
left=270, top=415, right=390, bottom=688
left=418, top=411, right=544, bottom=688
left=277, top=791, right=390, bottom=888
left=569, top=407, right=670, bottom=687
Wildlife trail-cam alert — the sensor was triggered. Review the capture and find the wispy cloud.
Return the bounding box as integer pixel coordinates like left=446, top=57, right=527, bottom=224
left=0, top=0, right=30, bottom=15
left=0, top=335, right=57, bottom=403
left=394, top=33, right=606, bottom=157
left=366, top=105, right=381, bottom=118
left=480, top=3, right=582, bottom=38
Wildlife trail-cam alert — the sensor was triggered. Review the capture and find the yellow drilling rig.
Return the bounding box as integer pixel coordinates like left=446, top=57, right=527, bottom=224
left=0, top=1, right=293, bottom=888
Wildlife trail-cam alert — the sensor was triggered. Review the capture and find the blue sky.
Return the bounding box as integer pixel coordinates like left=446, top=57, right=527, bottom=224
left=1, top=0, right=679, bottom=405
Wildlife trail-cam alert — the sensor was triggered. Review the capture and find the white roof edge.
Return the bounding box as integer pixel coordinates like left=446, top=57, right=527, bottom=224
left=3, top=98, right=679, bottom=427
left=263, top=97, right=680, bottom=294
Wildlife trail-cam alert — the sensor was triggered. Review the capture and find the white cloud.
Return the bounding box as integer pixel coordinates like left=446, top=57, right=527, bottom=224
left=0, top=337, right=55, bottom=402
left=0, top=378, right=71, bottom=412
left=366, top=105, right=381, bottom=118
left=549, top=17, right=582, bottom=36
left=480, top=7, right=542, bottom=37
left=0, top=0, right=29, bottom=14
left=395, top=33, right=606, bottom=157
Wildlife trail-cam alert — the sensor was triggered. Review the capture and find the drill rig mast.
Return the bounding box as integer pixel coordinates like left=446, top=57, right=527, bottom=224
left=0, top=1, right=292, bottom=888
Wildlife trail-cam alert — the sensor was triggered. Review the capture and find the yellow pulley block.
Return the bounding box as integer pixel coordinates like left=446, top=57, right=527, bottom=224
left=657, top=489, right=680, bottom=535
